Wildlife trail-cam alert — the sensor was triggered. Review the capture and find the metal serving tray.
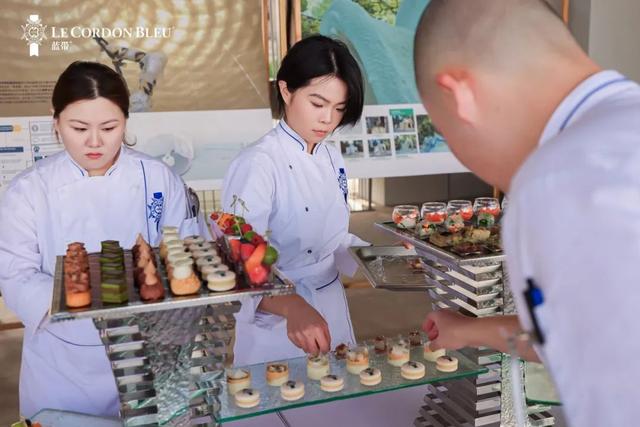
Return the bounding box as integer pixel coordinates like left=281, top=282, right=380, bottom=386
left=50, top=248, right=294, bottom=322
left=348, top=246, right=432, bottom=291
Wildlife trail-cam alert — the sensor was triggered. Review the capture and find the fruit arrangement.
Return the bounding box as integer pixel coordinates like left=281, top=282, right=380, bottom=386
left=211, top=211, right=279, bottom=287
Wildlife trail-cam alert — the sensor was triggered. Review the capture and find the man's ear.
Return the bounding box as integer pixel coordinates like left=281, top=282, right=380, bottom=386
left=436, top=71, right=478, bottom=125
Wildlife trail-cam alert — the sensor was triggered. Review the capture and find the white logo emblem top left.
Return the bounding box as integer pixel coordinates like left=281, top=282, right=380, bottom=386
left=21, top=15, right=47, bottom=56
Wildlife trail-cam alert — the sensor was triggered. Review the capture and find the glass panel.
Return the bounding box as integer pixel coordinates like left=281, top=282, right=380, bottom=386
left=216, top=346, right=487, bottom=423
left=525, top=362, right=561, bottom=406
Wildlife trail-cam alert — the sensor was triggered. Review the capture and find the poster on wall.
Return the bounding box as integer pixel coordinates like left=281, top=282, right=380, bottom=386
left=327, top=104, right=467, bottom=178
left=0, top=0, right=273, bottom=191
left=301, top=0, right=466, bottom=177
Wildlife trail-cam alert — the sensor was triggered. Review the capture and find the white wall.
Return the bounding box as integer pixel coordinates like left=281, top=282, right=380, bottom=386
left=589, top=0, right=640, bottom=82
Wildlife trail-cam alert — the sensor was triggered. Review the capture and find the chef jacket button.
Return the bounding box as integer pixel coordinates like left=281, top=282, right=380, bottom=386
left=305, top=207, right=309, bottom=212
left=307, top=250, right=312, bottom=254
left=289, top=165, right=293, bottom=170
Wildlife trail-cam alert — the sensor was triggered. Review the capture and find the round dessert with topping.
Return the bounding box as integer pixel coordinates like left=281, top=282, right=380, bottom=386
left=201, top=263, right=230, bottom=276
left=280, top=380, right=305, bottom=401
left=307, top=354, right=330, bottom=380
left=436, top=355, right=459, bottom=372
left=387, top=343, right=410, bottom=367
left=334, top=343, right=349, bottom=360
left=266, top=362, right=289, bottom=386
left=401, top=361, right=426, bottom=380
left=226, top=369, right=251, bottom=395
left=346, top=346, right=369, bottom=375
left=359, top=367, right=382, bottom=386
left=206, top=270, right=236, bottom=292
left=423, top=342, right=446, bottom=362
left=234, top=388, right=260, bottom=408
left=374, top=336, right=388, bottom=354
left=320, top=374, right=344, bottom=393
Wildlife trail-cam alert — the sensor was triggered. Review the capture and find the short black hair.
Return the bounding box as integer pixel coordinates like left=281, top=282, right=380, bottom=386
left=52, top=61, right=130, bottom=119
left=276, top=35, right=364, bottom=128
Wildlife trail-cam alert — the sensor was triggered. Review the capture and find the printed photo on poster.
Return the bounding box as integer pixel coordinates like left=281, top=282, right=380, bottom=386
left=365, top=116, right=389, bottom=134
left=340, top=139, right=364, bottom=158
left=368, top=138, right=391, bottom=157
left=390, top=108, right=415, bottom=133
left=394, top=134, right=418, bottom=155
left=417, top=114, right=449, bottom=153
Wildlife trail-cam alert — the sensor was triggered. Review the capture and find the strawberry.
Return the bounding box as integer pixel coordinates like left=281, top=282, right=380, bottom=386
left=224, top=227, right=235, bottom=235
left=247, top=264, right=269, bottom=286
left=245, top=243, right=266, bottom=271
left=251, top=234, right=265, bottom=246
left=243, top=231, right=257, bottom=242
left=210, top=212, right=220, bottom=221
left=240, top=223, right=252, bottom=234
left=240, top=243, right=256, bottom=261
left=229, top=239, right=241, bottom=262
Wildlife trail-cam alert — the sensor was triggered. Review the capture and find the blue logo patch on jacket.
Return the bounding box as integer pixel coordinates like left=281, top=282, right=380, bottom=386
left=148, top=192, right=164, bottom=231
left=338, top=168, right=348, bottom=202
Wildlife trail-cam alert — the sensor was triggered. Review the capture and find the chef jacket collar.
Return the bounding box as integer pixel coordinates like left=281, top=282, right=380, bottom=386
left=65, top=145, right=125, bottom=177
left=539, top=70, right=630, bottom=146
left=277, top=119, right=326, bottom=155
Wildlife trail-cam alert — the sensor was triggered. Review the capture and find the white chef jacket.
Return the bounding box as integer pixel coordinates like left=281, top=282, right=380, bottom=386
left=503, top=70, right=640, bottom=426
left=0, top=146, right=200, bottom=418
left=222, top=120, right=368, bottom=366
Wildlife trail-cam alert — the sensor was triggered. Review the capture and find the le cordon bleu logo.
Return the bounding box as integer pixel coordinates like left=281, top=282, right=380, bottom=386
left=20, top=14, right=173, bottom=56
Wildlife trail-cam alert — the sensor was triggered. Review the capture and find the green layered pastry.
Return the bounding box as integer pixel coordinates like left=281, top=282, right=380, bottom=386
left=100, top=240, right=128, bottom=303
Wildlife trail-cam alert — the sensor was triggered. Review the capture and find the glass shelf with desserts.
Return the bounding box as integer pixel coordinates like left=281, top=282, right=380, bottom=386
left=214, top=337, right=488, bottom=424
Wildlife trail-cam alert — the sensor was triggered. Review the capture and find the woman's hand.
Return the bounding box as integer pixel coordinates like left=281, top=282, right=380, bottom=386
left=284, top=297, right=331, bottom=354
left=258, top=294, right=331, bottom=354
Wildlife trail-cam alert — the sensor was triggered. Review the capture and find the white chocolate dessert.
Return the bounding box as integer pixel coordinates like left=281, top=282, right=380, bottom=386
left=423, top=342, right=446, bottom=362
left=266, top=362, right=289, bottom=386
left=387, top=343, right=410, bottom=367
left=320, top=374, right=344, bottom=393
left=436, top=355, right=459, bottom=372
left=226, top=369, right=251, bottom=395
left=401, top=361, right=426, bottom=380
left=307, top=354, right=330, bottom=380
left=346, top=346, right=369, bottom=375
left=234, top=388, right=260, bottom=408
left=359, top=367, right=382, bottom=386
left=280, top=380, right=305, bottom=401
left=206, top=271, right=236, bottom=292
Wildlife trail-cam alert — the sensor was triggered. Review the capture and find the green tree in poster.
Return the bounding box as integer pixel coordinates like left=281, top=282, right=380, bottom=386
left=302, top=0, right=402, bottom=37
left=354, top=0, right=401, bottom=25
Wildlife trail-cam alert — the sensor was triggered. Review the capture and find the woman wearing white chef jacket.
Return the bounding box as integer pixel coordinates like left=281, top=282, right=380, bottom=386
left=222, top=35, right=368, bottom=366
left=0, top=61, right=200, bottom=418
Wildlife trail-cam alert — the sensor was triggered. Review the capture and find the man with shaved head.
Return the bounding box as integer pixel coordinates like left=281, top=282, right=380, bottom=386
left=415, top=0, right=640, bottom=425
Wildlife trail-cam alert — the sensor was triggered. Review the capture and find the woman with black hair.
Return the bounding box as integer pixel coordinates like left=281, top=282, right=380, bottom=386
left=222, top=35, right=368, bottom=366
left=0, top=61, right=200, bottom=417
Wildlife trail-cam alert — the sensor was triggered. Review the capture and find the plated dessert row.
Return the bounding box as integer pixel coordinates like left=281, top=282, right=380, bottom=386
left=228, top=332, right=458, bottom=409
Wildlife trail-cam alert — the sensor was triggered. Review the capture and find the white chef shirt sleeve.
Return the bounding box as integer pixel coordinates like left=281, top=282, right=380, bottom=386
left=161, top=169, right=200, bottom=239
left=221, top=151, right=275, bottom=323
left=0, top=181, right=53, bottom=331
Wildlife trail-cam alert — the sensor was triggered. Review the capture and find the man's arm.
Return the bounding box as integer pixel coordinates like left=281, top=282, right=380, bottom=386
left=423, top=310, right=540, bottom=362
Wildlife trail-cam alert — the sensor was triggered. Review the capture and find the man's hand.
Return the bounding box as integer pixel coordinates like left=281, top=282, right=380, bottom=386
left=423, top=309, right=476, bottom=350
